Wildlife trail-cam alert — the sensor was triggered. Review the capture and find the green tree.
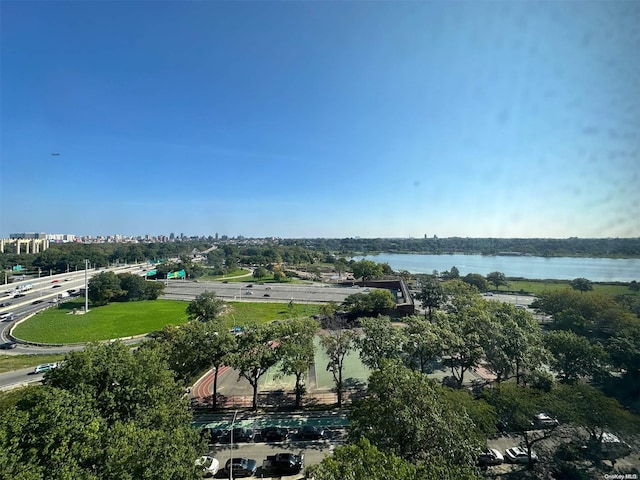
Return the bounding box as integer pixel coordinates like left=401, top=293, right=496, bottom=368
left=484, top=383, right=562, bottom=468
left=355, top=316, right=405, bottom=370
left=320, top=322, right=356, bottom=408
left=570, top=277, right=593, bottom=293
left=351, top=259, right=384, bottom=282
left=544, top=330, right=607, bottom=384
left=482, top=302, right=547, bottom=383
left=349, top=361, right=483, bottom=465
left=343, top=290, right=395, bottom=317
left=185, top=291, right=225, bottom=323
left=486, top=271, right=509, bottom=291
left=414, top=278, right=444, bottom=318
left=402, top=315, right=449, bottom=373
left=462, top=273, right=489, bottom=292
left=88, top=271, right=123, bottom=306
left=45, top=342, right=189, bottom=428
left=229, top=323, right=281, bottom=410
left=554, top=383, right=639, bottom=448
left=305, top=438, right=419, bottom=480
left=277, top=318, right=318, bottom=408
left=306, top=437, right=480, bottom=480
left=117, top=273, right=163, bottom=301
left=1, top=342, right=202, bottom=479
left=252, top=266, right=267, bottom=279
left=155, top=322, right=236, bottom=409
left=438, top=307, right=486, bottom=387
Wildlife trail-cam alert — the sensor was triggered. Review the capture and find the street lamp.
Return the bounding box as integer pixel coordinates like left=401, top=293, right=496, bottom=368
left=84, top=259, right=89, bottom=313
left=229, top=410, right=238, bottom=480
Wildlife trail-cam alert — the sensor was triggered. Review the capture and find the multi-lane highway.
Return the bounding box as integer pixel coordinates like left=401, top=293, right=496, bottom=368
left=0, top=264, right=150, bottom=351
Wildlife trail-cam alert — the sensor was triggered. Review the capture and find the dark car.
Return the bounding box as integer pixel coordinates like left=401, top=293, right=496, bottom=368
left=0, top=342, right=17, bottom=350
left=263, top=293, right=270, bottom=297
left=32, top=300, right=44, bottom=305
left=297, top=425, right=325, bottom=440
left=246, top=284, right=253, bottom=288
left=263, top=452, right=304, bottom=475
left=260, top=427, right=289, bottom=442
left=224, top=458, right=257, bottom=478
left=477, top=449, right=504, bottom=466
left=201, top=428, right=227, bottom=444
left=0, top=302, right=12, bottom=307
left=224, top=427, right=255, bottom=443
left=52, top=285, right=61, bottom=288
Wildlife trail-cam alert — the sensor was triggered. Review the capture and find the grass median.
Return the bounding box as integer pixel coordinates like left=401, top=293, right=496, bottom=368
left=12, top=299, right=322, bottom=345
left=12, top=299, right=190, bottom=344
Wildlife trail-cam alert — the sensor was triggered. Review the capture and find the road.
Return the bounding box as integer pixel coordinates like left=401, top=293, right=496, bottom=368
left=162, top=280, right=369, bottom=304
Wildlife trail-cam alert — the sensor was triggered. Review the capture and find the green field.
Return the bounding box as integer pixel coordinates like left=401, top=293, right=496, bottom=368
left=221, top=301, right=321, bottom=326
left=12, top=299, right=190, bottom=344
left=12, top=299, right=321, bottom=345
left=497, top=280, right=638, bottom=297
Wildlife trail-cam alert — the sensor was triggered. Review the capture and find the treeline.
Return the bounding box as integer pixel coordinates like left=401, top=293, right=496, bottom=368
left=283, top=237, right=640, bottom=257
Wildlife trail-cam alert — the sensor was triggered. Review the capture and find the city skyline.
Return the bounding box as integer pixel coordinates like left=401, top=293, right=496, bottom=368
left=2, top=1, right=639, bottom=239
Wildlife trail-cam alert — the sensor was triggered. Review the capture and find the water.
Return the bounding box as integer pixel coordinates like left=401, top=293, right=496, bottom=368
left=352, top=253, right=640, bottom=282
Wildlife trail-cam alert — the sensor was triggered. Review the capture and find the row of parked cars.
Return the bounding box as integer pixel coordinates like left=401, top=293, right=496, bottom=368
left=196, top=452, right=304, bottom=478
left=478, top=447, right=538, bottom=466
left=200, top=425, right=325, bottom=444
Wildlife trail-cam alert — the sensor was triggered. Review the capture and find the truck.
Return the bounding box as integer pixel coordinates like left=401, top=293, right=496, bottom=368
left=262, top=452, right=304, bottom=475
left=57, top=292, right=70, bottom=300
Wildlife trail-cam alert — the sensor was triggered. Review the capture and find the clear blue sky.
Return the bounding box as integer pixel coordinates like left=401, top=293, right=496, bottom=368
left=1, top=1, right=638, bottom=239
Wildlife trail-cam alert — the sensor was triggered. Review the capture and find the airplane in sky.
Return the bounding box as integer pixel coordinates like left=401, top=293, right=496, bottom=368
left=51, top=153, right=60, bottom=156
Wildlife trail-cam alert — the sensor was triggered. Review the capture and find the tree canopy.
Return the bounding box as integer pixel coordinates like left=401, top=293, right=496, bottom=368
left=0, top=342, right=200, bottom=479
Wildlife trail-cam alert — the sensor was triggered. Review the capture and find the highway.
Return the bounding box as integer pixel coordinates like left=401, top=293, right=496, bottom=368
left=162, top=280, right=370, bottom=305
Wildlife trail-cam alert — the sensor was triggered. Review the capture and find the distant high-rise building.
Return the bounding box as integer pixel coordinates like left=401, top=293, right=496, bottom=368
left=169, top=232, right=175, bottom=241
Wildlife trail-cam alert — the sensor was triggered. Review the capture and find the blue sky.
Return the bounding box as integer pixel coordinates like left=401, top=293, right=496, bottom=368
left=1, top=1, right=638, bottom=239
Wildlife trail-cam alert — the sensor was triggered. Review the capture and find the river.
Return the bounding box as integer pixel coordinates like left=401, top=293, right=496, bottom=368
left=351, top=253, right=640, bottom=282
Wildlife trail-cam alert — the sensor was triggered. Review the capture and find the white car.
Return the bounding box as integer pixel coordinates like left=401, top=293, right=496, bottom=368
left=195, top=456, right=219, bottom=477
left=505, top=446, right=538, bottom=463
left=34, top=363, right=58, bottom=374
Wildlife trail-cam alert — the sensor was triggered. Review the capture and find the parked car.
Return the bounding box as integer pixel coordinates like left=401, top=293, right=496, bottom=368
left=195, top=456, right=219, bottom=477
left=477, top=448, right=504, bottom=466
left=201, top=428, right=226, bottom=444
left=0, top=342, right=17, bottom=350
left=533, top=413, right=559, bottom=428
left=505, top=446, right=538, bottom=463
left=34, top=363, right=58, bottom=374
left=224, top=458, right=257, bottom=478
left=297, top=425, right=325, bottom=440
left=260, top=427, right=289, bottom=442
left=224, top=427, right=255, bottom=443
left=263, top=452, right=304, bottom=475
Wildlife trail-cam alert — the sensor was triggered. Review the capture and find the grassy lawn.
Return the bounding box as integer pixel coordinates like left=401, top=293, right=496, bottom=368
left=499, top=280, right=638, bottom=297
left=0, top=354, right=67, bottom=374
left=12, top=299, right=189, bottom=344
left=11, top=298, right=322, bottom=345
left=198, top=268, right=252, bottom=281
left=221, top=302, right=321, bottom=326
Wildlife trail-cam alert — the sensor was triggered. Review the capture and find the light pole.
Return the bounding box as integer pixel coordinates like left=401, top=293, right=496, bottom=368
left=229, top=410, right=238, bottom=480
left=84, top=259, right=89, bottom=313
